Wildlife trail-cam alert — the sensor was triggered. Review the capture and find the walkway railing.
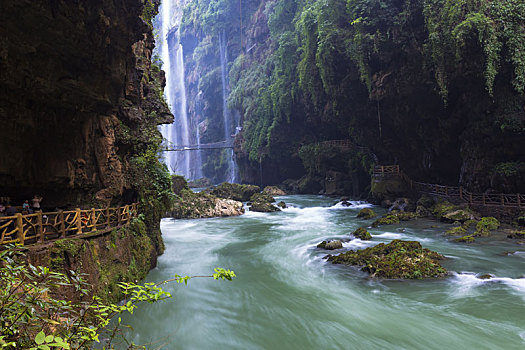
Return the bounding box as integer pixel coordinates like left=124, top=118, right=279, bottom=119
left=162, top=140, right=234, bottom=152
left=374, top=166, right=524, bottom=208
left=0, top=203, right=139, bottom=246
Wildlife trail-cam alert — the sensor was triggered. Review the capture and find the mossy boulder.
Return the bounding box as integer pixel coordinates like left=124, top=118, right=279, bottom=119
left=263, top=186, right=287, bottom=196
left=442, top=209, right=474, bottom=223
left=474, top=217, right=500, bottom=236
left=249, top=192, right=280, bottom=213
left=371, top=214, right=400, bottom=227
left=454, top=235, right=475, bottom=243
left=277, top=201, right=287, bottom=209
left=168, top=189, right=244, bottom=219
left=445, top=225, right=467, bottom=236
left=445, top=219, right=477, bottom=236
left=357, top=208, right=377, bottom=220
left=352, top=227, right=372, bottom=240
left=431, top=201, right=475, bottom=223
left=210, top=183, right=260, bottom=202
left=317, top=240, right=343, bottom=250
left=328, top=240, right=447, bottom=279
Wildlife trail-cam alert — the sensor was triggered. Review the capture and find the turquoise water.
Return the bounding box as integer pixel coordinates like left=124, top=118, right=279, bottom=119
left=118, top=195, right=525, bottom=349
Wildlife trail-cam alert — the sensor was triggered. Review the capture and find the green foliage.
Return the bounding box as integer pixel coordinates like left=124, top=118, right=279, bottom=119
left=141, top=0, right=157, bottom=28
left=474, top=216, right=500, bottom=236
left=423, top=0, right=525, bottom=97
left=0, top=247, right=235, bottom=349
left=493, top=162, right=525, bottom=176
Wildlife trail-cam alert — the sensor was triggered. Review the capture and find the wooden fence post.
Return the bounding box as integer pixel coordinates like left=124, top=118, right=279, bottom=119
left=501, top=194, right=504, bottom=206
left=76, top=208, right=82, bottom=234
left=459, top=187, right=463, bottom=200
left=469, top=193, right=473, bottom=204
left=16, top=213, right=24, bottom=246
left=37, top=211, right=44, bottom=243
left=518, top=194, right=521, bottom=208
left=59, top=210, right=66, bottom=238
left=482, top=194, right=486, bottom=206
left=117, top=207, right=122, bottom=226
left=91, top=208, right=96, bottom=231
left=106, top=207, right=110, bottom=227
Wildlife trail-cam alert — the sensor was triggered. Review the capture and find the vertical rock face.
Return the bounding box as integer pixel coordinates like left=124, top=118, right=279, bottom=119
left=0, top=0, right=172, bottom=208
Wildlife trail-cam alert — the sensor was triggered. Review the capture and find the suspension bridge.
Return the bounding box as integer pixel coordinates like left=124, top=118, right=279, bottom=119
left=162, top=140, right=234, bottom=152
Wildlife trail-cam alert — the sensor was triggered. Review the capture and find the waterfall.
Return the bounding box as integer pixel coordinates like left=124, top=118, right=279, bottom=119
left=219, top=31, right=239, bottom=183
left=157, top=0, right=201, bottom=180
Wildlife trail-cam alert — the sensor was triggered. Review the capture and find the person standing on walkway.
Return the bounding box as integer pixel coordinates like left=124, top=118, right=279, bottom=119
left=32, top=195, right=43, bottom=211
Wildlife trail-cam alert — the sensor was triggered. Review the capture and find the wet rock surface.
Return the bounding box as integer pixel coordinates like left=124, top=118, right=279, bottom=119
left=328, top=240, right=447, bottom=279
left=210, top=183, right=260, bottom=202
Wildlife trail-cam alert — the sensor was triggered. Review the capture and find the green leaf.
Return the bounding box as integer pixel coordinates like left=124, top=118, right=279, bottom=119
left=35, top=331, right=46, bottom=345
left=45, top=335, right=54, bottom=343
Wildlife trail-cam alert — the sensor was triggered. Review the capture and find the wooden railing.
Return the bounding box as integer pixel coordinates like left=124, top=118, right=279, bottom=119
left=374, top=165, right=523, bottom=208
left=373, top=165, right=400, bottom=176
left=0, top=203, right=139, bottom=246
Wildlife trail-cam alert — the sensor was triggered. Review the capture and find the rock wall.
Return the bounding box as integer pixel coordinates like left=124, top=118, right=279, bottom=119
left=0, top=0, right=171, bottom=209
left=0, top=0, right=174, bottom=290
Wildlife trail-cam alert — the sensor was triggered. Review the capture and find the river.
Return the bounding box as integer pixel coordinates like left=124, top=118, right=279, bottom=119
left=119, top=195, right=525, bottom=349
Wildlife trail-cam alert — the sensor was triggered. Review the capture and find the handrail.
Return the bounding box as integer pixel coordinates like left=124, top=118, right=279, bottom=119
left=373, top=165, right=523, bottom=208
left=0, top=203, right=139, bottom=246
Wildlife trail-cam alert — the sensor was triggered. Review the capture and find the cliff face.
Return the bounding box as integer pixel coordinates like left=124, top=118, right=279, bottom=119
left=181, top=0, right=524, bottom=195
left=0, top=0, right=172, bottom=209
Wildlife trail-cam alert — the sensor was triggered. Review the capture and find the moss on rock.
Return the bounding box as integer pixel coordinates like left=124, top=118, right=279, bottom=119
left=328, top=240, right=447, bottom=279
left=357, top=208, right=377, bottom=220
left=372, top=214, right=400, bottom=227
left=454, top=235, right=476, bottom=243
left=249, top=192, right=281, bottom=213
left=210, top=183, right=260, bottom=201
left=352, top=227, right=372, bottom=240
left=317, top=240, right=343, bottom=250
left=474, top=217, right=500, bottom=236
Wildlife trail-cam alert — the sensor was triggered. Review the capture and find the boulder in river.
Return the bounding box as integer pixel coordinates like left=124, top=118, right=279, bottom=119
left=249, top=193, right=280, bottom=213
left=167, top=189, right=244, bottom=219
left=352, top=227, right=372, bottom=240
left=328, top=240, right=447, bottom=279
left=263, top=186, right=287, bottom=196
left=357, top=208, right=377, bottom=220
left=474, top=217, right=500, bottom=236
left=317, top=240, right=343, bottom=250
left=210, top=183, right=260, bottom=202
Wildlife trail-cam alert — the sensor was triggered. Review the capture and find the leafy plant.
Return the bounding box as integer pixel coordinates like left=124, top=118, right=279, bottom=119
left=0, top=247, right=235, bottom=349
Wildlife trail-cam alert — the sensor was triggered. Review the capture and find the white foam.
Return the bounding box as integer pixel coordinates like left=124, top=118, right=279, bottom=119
left=331, top=201, right=373, bottom=210
left=519, top=331, right=525, bottom=342
left=372, top=232, right=404, bottom=239
left=451, top=272, right=525, bottom=299
left=343, top=239, right=376, bottom=250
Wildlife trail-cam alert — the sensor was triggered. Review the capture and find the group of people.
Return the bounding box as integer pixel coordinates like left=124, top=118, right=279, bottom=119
left=0, top=195, right=43, bottom=217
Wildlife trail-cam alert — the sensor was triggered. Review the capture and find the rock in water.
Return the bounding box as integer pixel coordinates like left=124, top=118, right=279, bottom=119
left=352, top=227, right=372, bottom=240
left=277, top=201, right=287, bottom=209
left=317, top=240, right=343, bottom=250
left=263, top=186, right=287, bottom=196
left=357, top=208, right=377, bottom=219
left=249, top=192, right=280, bottom=213
left=210, top=183, right=260, bottom=201
left=328, top=240, right=447, bottom=279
